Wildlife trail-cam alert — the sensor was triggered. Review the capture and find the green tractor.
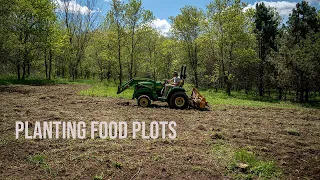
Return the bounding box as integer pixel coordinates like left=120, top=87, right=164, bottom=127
left=117, top=65, right=189, bottom=109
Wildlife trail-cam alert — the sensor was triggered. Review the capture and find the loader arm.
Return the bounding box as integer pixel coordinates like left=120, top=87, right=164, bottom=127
left=117, top=78, right=156, bottom=94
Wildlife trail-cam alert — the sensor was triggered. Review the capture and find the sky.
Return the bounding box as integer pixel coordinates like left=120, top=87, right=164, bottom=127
left=59, top=0, right=320, bottom=34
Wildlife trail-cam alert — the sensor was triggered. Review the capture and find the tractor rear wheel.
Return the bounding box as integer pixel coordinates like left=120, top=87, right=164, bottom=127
left=137, top=95, right=151, bottom=107
left=169, top=92, right=189, bottom=109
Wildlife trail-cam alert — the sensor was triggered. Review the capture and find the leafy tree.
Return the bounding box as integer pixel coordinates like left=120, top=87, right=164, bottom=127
left=207, top=0, right=256, bottom=95
left=125, top=0, right=154, bottom=79
left=8, top=0, right=56, bottom=79
left=57, top=0, right=98, bottom=80
left=287, top=0, right=320, bottom=102
left=170, top=5, right=204, bottom=88
left=107, top=0, right=126, bottom=85
left=254, top=2, right=280, bottom=96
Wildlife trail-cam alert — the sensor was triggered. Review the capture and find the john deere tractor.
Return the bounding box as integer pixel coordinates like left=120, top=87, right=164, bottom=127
left=117, top=65, right=208, bottom=110
left=117, top=65, right=189, bottom=109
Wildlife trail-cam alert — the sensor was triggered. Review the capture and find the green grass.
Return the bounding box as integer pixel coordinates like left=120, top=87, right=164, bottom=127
left=79, top=82, right=319, bottom=109
left=26, top=154, right=47, bottom=165
left=201, top=89, right=299, bottom=109
left=79, top=81, right=133, bottom=99
left=26, top=154, right=52, bottom=174
left=112, top=161, right=123, bottom=169
left=212, top=141, right=282, bottom=179
left=93, top=174, right=104, bottom=180
left=229, top=149, right=282, bottom=179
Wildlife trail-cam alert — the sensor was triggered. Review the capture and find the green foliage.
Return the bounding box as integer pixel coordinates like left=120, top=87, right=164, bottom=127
left=93, top=173, right=104, bottom=180
left=1, top=0, right=320, bottom=104
left=212, top=142, right=282, bottom=179
left=27, top=154, right=46, bottom=165
left=231, top=149, right=257, bottom=168
left=79, top=81, right=133, bottom=99
left=112, top=161, right=123, bottom=169
left=229, top=150, right=282, bottom=179
left=170, top=5, right=204, bottom=87
left=26, top=154, right=52, bottom=173
left=206, top=0, right=257, bottom=95
left=152, top=153, right=162, bottom=161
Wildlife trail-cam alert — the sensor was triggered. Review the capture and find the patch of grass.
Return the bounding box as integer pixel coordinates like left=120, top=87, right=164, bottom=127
left=251, top=161, right=282, bottom=179
left=27, top=154, right=47, bottom=165
left=152, top=153, right=161, bottom=161
left=211, top=141, right=282, bottom=179
left=26, top=154, right=52, bottom=173
left=93, top=173, right=104, bottom=180
left=79, top=81, right=133, bottom=99
left=285, top=128, right=301, bottom=136
left=201, top=89, right=311, bottom=109
left=112, top=161, right=123, bottom=169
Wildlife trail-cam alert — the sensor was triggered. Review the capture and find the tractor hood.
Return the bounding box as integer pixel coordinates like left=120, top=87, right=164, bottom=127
left=138, top=82, right=154, bottom=88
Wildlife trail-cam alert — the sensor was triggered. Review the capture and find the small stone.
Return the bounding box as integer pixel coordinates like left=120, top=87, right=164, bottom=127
left=238, top=163, right=249, bottom=170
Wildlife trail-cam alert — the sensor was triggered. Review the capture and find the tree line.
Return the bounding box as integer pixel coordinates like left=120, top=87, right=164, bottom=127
left=0, top=0, right=319, bottom=102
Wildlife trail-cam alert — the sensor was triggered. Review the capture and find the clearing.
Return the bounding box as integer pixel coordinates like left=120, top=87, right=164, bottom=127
left=0, top=84, right=319, bottom=179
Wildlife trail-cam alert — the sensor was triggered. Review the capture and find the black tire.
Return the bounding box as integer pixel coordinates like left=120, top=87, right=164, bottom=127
left=169, top=91, right=189, bottom=109
left=137, top=95, right=151, bottom=107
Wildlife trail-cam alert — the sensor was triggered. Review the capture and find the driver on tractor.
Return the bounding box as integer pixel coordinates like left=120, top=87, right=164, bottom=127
left=162, top=71, right=181, bottom=98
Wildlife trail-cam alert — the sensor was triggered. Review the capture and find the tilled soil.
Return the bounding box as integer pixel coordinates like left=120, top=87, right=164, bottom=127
left=0, top=84, right=319, bottom=180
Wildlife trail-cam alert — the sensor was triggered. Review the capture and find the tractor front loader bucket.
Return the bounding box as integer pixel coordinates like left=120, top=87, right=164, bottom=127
left=189, top=88, right=208, bottom=110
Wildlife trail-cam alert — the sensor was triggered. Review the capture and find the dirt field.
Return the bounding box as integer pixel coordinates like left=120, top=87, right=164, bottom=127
left=0, top=84, right=319, bottom=179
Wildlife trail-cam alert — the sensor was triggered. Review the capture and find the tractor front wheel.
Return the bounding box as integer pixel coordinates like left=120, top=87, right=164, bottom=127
left=169, top=92, right=189, bottom=109
left=137, top=95, right=151, bottom=107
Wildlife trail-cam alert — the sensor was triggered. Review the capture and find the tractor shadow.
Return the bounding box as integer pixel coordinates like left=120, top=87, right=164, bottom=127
left=116, top=101, right=168, bottom=108
left=149, top=104, right=169, bottom=108
left=116, top=101, right=169, bottom=109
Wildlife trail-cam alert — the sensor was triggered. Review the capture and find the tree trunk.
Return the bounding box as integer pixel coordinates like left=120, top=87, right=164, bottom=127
left=226, top=81, right=231, bottom=96
left=194, top=70, right=198, bottom=88
left=129, top=27, right=135, bottom=79
left=22, top=60, right=26, bottom=80
left=305, top=89, right=309, bottom=103
left=27, top=60, right=30, bottom=78
left=45, top=48, right=48, bottom=79
left=258, top=37, right=265, bottom=97
left=117, top=27, right=122, bottom=85
left=278, top=87, right=283, bottom=100
left=299, top=90, right=304, bottom=103
left=49, top=48, right=52, bottom=80
left=258, top=63, right=264, bottom=96
left=194, top=43, right=199, bottom=88
left=17, top=63, right=21, bottom=80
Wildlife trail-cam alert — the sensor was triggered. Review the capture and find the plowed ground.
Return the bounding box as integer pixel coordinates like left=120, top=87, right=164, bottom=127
left=0, top=84, right=319, bottom=179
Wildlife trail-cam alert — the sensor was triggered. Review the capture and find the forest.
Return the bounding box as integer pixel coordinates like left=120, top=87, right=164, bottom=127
left=0, top=0, right=320, bottom=103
